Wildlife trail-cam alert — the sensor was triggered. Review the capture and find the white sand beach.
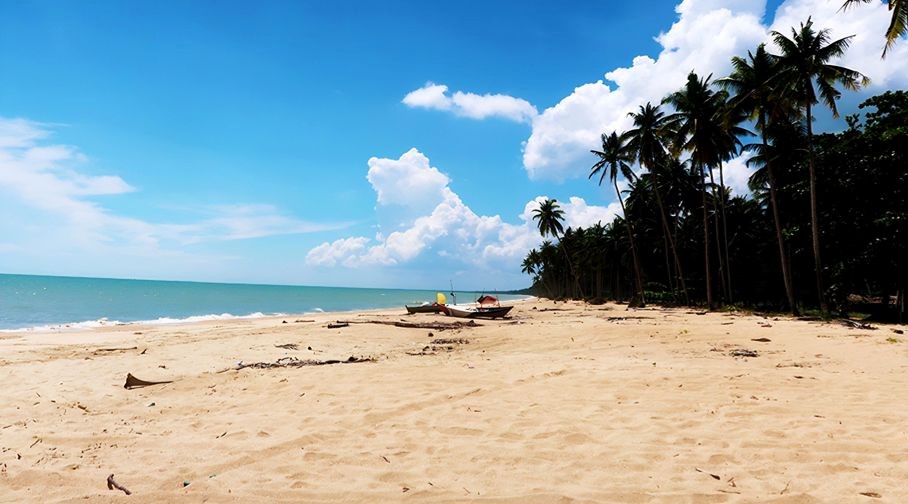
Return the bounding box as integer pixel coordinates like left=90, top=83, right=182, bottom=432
left=1, top=299, right=907, bottom=502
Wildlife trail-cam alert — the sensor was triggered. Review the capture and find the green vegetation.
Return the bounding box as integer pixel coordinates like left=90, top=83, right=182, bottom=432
left=520, top=18, right=906, bottom=322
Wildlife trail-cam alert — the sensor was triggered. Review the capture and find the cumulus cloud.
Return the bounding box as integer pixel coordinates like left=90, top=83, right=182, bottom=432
left=521, top=0, right=908, bottom=181
left=402, top=82, right=538, bottom=123
left=305, top=237, right=370, bottom=267
left=305, top=150, right=618, bottom=270
left=366, top=148, right=450, bottom=211
left=769, top=0, right=908, bottom=87
left=0, top=117, right=342, bottom=253
left=720, top=154, right=757, bottom=197
left=524, top=0, right=768, bottom=181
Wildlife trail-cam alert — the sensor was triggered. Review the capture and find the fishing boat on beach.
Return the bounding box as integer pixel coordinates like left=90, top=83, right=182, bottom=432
left=405, top=292, right=447, bottom=314
left=405, top=302, right=444, bottom=314
left=442, top=294, right=513, bottom=319
left=443, top=304, right=513, bottom=319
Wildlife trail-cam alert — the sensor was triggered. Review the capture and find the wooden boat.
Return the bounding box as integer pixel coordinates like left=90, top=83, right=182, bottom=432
left=405, top=292, right=448, bottom=314
left=405, top=302, right=444, bottom=314
left=443, top=304, right=513, bottom=319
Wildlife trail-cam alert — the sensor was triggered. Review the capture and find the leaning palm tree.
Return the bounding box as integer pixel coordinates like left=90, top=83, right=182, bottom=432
left=719, top=43, right=799, bottom=314
left=841, top=0, right=907, bottom=56
left=590, top=131, right=645, bottom=306
left=772, top=18, right=870, bottom=312
left=624, top=103, right=689, bottom=304
left=664, top=71, right=728, bottom=309
left=532, top=199, right=584, bottom=299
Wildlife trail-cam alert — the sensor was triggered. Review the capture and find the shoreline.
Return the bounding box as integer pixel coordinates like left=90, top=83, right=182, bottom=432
left=2, top=298, right=907, bottom=502
left=0, top=295, right=537, bottom=336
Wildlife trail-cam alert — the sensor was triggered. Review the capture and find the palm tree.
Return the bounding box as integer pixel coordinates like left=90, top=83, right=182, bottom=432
left=624, top=103, right=689, bottom=304
left=772, top=18, right=870, bottom=312
left=590, top=132, right=645, bottom=306
left=719, top=43, right=799, bottom=314
left=841, top=0, right=907, bottom=56
left=713, top=95, right=752, bottom=303
left=664, top=71, right=728, bottom=309
left=532, top=199, right=584, bottom=299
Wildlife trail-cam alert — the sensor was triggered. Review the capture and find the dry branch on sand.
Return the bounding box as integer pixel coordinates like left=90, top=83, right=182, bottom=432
left=106, top=474, right=131, bottom=495
left=334, top=319, right=481, bottom=330
left=235, top=356, right=374, bottom=370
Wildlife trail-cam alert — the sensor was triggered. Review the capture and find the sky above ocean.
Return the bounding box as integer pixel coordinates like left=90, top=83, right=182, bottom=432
left=0, top=0, right=905, bottom=290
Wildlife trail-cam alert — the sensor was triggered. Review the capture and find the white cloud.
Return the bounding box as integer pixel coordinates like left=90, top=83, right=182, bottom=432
left=524, top=0, right=768, bottom=181
left=306, top=237, right=370, bottom=267
left=521, top=0, right=908, bottom=181
left=720, top=154, right=757, bottom=197
left=0, top=118, right=343, bottom=255
left=400, top=83, right=452, bottom=110
left=403, top=82, right=538, bottom=123
left=769, top=0, right=908, bottom=88
left=306, top=150, right=617, bottom=271
left=366, top=148, right=450, bottom=211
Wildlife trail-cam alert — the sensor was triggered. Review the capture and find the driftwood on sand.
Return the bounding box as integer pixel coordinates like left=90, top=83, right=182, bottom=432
left=333, top=319, right=480, bottom=330
left=107, top=474, right=131, bottom=495
left=124, top=373, right=174, bottom=389
left=839, top=319, right=876, bottom=330
left=95, top=346, right=138, bottom=353
left=235, top=355, right=374, bottom=370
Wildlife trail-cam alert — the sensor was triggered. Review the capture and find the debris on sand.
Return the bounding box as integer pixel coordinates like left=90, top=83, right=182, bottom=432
left=840, top=319, right=876, bottom=330
left=335, top=319, right=481, bottom=330
left=729, top=349, right=759, bottom=358
left=124, top=373, right=173, bottom=389
left=235, top=355, right=374, bottom=370
left=107, top=474, right=131, bottom=495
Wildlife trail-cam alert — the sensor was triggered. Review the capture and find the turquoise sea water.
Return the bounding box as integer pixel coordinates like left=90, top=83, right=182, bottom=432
left=0, top=274, right=528, bottom=331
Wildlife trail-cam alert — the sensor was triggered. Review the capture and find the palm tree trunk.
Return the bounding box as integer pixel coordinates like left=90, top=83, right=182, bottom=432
left=805, top=102, right=828, bottom=313
left=717, top=161, right=733, bottom=303
left=615, top=179, right=645, bottom=306
left=653, top=184, right=689, bottom=304
left=706, top=165, right=728, bottom=303
left=700, top=162, right=714, bottom=309
left=761, top=118, right=798, bottom=315
left=559, top=241, right=584, bottom=300
left=662, top=233, right=675, bottom=295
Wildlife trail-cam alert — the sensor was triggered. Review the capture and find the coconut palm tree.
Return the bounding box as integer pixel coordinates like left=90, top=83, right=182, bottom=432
left=841, top=0, right=907, bottom=56
left=532, top=199, right=584, bottom=299
left=719, top=43, right=799, bottom=314
left=664, top=71, right=728, bottom=309
left=713, top=94, right=752, bottom=303
left=624, top=103, right=689, bottom=304
left=772, top=18, right=870, bottom=312
left=590, top=131, right=645, bottom=306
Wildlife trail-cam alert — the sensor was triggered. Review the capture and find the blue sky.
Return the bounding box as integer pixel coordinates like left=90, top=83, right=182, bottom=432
left=0, top=0, right=904, bottom=289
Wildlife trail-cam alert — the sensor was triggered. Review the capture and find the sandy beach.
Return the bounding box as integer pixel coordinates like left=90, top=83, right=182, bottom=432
left=2, top=298, right=907, bottom=503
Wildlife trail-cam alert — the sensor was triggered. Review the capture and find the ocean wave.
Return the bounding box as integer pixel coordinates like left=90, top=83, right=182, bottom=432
left=0, top=318, right=124, bottom=332
left=0, top=312, right=274, bottom=333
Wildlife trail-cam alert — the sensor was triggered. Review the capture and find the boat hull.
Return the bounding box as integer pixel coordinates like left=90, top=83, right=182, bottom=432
left=405, top=304, right=443, bottom=314
left=444, top=305, right=513, bottom=319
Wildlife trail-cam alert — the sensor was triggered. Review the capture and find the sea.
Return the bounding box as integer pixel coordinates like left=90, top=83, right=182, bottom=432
left=0, top=273, right=529, bottom=332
